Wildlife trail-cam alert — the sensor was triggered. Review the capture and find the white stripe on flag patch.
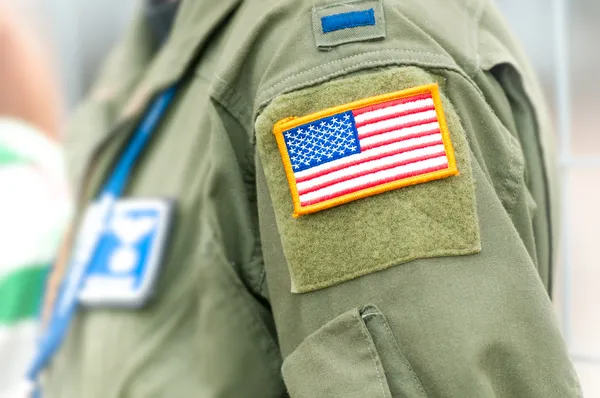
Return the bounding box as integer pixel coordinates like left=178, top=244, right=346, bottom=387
left=359, top=122, right=441, bottom=150
left=274, top=84, right=458, bottom=216
left=295, top=96, right=448, bottom=205
left=296, top=144, right=447, bottom=193
left=353, top=97, right=435, bottom=125
left=299, top=156, right=449, bottom=205
left=356, top=109, right=438, bottom=137
left=295, top=132, right=443, bottom=182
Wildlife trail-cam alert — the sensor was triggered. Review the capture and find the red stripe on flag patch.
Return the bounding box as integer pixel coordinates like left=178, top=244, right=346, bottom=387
left=300, top=163, right=450, bottom=206
left=272, top=83, right=458, bottom=217
left=360, top=130, right=442, bottom=151
left=351, top=93, right=432, bottom=116
left=353, top=104, right=436, bottom=128
left=297, top=150, right=447, bottom=196
left=357, top=116, right=439, bottom=139
left=294, top=140, right=444, bottom=183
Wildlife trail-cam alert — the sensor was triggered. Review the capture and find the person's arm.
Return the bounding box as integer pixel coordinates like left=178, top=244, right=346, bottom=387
left=0, top=4, right=63, bottom=139
left=248, top=2, right=580, bottom=396
left=255, top=65, right=580, bottom=398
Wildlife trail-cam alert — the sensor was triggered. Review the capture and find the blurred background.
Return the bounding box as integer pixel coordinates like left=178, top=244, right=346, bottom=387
left=3, top=0, right=599, bottom=395
left=494, top=0, right=600, bottom=396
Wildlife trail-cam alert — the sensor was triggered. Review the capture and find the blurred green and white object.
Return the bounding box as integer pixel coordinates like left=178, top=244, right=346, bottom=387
left=0, top=118, right=72, bottom=396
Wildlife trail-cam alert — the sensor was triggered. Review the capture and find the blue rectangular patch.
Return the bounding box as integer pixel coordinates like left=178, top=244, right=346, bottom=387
left=312, top=0, right=385, bottom=50
left=321, top=8, right=375, bottom=33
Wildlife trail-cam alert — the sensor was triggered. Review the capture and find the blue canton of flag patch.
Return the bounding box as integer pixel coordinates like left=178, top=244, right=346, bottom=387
left=283, top=110, right=360, bottom=172
left=78, top=198, right=174, bottom=308
left=273, top=84, right=458, bottom=217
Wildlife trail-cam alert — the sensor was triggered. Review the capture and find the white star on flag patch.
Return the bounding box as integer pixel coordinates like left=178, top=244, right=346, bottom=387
left=273, top=84, right=459, bottom=217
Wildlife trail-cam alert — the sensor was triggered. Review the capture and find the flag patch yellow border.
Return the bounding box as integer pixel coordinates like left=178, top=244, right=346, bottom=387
left=273, top=83, right=459, bottom=217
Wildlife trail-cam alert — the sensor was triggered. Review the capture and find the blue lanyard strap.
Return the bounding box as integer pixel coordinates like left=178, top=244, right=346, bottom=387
left=27, top=86, right=178, bottom=385
left=103, top=86, right=178, bottom=196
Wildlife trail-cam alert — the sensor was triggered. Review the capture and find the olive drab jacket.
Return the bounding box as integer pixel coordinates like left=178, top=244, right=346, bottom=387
left=42, top=0, right=582, bottom=396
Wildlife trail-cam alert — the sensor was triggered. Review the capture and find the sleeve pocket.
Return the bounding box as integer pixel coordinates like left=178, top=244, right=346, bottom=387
left=281, top=306, right=428, bottom=398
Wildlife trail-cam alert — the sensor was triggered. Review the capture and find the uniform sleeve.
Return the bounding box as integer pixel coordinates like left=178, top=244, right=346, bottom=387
left=254, top=66, right=582, bottom=397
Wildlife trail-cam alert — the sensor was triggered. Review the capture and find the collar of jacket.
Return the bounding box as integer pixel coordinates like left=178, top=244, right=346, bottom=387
left=144, top=0, right=182, bottom=48
left=120, top=0, right=243, bottom=121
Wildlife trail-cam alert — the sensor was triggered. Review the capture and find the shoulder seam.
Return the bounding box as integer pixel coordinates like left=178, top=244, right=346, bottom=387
left=257, top=49, right=454, bottom=101
left=473, top=0, right=488, bottom=75
left=255, top=57, right=469, bottom=116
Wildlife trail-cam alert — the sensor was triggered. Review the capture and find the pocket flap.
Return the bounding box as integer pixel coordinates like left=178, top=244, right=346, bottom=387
left=282, top=307, right=392, bottom=398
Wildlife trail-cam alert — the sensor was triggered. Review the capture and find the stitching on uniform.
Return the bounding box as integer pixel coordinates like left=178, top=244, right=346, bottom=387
left=358, top=313, right=390, bottom=398
left=294, top=246, right=477, bottom=293
left=209, top=75, right=253, bottom=135
left=507, top=137, right=525, bottom=215
left=221, top=259, right=282, bottom=373
left=468, top=5, right=477, bottom=78
left=261, top=51, right=451, bottom=97
left=503, top=138, right=517, bottom=213
left=257, top=59, right=468, bottom=114
left=488, top=98, right=524, bottom=216
left=473, top=0, right=488, bottom=73
left=273, top=84, right=458, bottom=217
left=377, top=314, right=430, bottom=397
left=259, top=49, right=454, bottom=98
left=315, top=0, right=378, bottom=13
left=454, top=62, right=526, bottom=217
left=459, top=0, right=484, bottom=79
left=498, top=125, right=515, bottom=214
left=258, top=267, right=267, bottom=297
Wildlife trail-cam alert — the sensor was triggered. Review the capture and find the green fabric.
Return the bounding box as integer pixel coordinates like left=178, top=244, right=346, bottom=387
left=256, top=67, right=581, bottom=398
left=312, top=0, right=386, bottom=50
left=46, top=75, right=285, bottom=398
left=256, top=67, right=480, bottom=293
left=281, top=306, right=393, bottom=398
left=0, top=265, right=47, bottom=324
left=474, top=1, right=557, bottom=292
left=360, top=306, right=428, bottom=398
left=43, top=0, right=581, bottom=396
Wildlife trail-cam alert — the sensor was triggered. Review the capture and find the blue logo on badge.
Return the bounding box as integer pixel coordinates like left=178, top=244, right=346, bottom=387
left=78, top=198, right=173, bottom=307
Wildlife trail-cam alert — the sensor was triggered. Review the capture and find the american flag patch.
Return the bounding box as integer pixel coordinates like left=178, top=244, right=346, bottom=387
left=273, top=84, right=459, bottom=217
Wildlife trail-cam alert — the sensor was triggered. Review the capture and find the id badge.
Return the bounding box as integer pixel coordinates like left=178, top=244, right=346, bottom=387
left=78, top=198, right=174, bottom=308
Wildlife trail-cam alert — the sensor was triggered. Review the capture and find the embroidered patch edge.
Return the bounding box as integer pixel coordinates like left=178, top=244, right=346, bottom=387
left=272, top=83, right=459, bottom=217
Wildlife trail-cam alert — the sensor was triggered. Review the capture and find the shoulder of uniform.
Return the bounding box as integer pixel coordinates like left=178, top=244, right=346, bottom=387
left=212, top=0, right=484, bottom=121
left=88, top=7, right=154, bottom=103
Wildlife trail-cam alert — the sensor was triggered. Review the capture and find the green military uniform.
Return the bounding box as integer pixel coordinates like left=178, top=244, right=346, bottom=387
left=43, top=0, right=582, bottom=396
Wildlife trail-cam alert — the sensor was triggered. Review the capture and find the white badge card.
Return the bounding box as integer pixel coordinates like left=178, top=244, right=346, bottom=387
left=78, top=198, right=174, bottom=308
